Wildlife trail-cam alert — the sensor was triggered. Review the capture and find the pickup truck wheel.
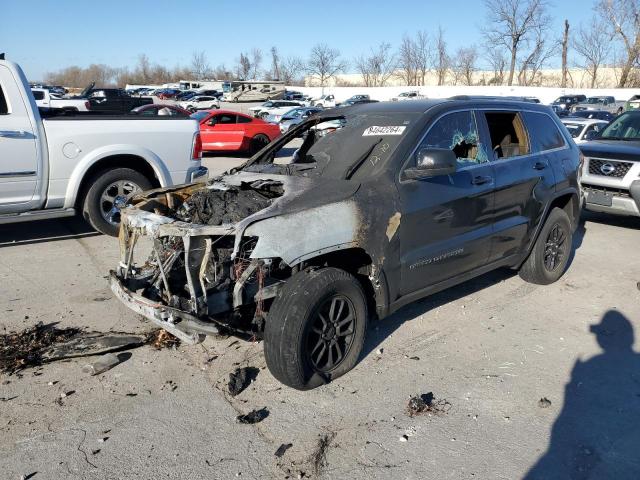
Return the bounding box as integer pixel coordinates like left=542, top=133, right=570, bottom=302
left=264, top=267, right=368, bottom=390
left=519, top=207, right=573, bottom=285
left=82, top=168, right=152, bottom=236
left=250, top=134, right=270, bottom=154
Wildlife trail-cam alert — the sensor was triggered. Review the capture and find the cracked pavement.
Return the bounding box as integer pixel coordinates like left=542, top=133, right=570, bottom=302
left=1, top=196, right=639, bottom=479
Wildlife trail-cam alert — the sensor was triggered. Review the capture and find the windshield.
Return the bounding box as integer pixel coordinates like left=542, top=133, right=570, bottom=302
left=190, top=111, right=209, bottom=122
left=563, top=123, right=585, bottom=138
left=242, top=112, right=420, bottom=180
left=587, top=97, right=604, bottom=104
left=598, top=112, right=640, bottom=140
left=553, top=97, right=568, bottom=104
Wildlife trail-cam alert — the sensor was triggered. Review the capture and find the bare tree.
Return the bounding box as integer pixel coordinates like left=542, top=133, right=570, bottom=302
left=213, top=64, right=234, bottom=81
left=236, top=53, right=251, bottom=79
left=269, top=46, right=281, bottom=80
left=250, top=48, right=263, bottom=79
left=306, top=44, right=346, bottom=92
left=190, top=51, right=211, bottom=80
left=354, top=42, right=396, bottom=87
left=279, top=56, right=305, bottom=85
left=434, top=26, right=450, bottom=86
left=596, top=0, right=640, bottom=87
left=396, top=35, right=418, bottom=86
left=414, top=31, right=431, bottom=85
left=486, top=46, right=507, bottom=85
left=452, top=46, right=479, bottom=86
left=561, top=20, right=570, bottom=88
left=573, top=17, right=611, bottom=88
left=482, top=0, right=551, bottom=85
left=517, top=25, right=558, bottom=86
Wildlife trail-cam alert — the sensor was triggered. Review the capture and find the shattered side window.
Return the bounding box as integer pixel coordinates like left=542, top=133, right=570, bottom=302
left=419, top=111, right=488, bottom=168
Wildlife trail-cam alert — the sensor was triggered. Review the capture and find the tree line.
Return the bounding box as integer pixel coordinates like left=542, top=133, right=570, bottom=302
left=44, top=0, right=640, bottom=89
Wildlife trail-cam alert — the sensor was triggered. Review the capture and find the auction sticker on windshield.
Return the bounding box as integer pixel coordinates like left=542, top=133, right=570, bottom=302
left=363, top=126, right=406, bottom=136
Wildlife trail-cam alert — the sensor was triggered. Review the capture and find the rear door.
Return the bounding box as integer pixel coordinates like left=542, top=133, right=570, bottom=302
left=478, top=110, right=559, bottom=263
left=0, top=64, right=39, bottom=211
left=397, top=109, right=496, bottom=295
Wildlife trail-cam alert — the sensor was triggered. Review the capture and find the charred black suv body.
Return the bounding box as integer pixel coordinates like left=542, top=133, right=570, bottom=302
left=111, top=99, right=581, bottom=390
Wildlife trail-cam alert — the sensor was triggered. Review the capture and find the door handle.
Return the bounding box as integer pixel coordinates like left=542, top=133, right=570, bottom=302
left=533, top=161, right=547, bottom=170
left=0, top=130, right=28, bottom=138
left=472, top=175, right=493, bottom=185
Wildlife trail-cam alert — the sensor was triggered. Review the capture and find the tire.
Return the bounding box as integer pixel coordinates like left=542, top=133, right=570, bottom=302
left=519, top=207, right=573, bottom=285
left=249, top=134, right=270, bottom=154
left=264, top=267, right=368, bottom=390
left=82, top=168, right=152, bottom=237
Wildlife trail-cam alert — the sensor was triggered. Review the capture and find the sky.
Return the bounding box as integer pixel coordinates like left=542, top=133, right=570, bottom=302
left=2, top=0, right=598, bottom=81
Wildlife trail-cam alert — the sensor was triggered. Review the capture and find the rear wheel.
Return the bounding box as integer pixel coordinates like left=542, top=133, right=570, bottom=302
left=264, top=267, right=368, bottom=390
left=249, top=134, right=270, bottom=154
left=519, top=207, right=573, bottom=285
left=82, top=168, right=152, bottom=236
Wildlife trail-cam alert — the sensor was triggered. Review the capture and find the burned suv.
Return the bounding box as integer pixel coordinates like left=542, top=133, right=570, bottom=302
left=111, top=99, right=581, bottom=390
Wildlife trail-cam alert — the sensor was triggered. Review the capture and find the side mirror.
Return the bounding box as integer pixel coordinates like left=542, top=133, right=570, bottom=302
left=584, top=130, right=598, bottom=141
left=405, top=148, right=457, bottom=179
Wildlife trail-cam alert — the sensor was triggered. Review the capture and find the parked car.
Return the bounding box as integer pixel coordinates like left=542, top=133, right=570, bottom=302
left=225, top=85, right=286, bottom=103
left=338, top=99, right=379, bottom=108
left=158, top=89, right=181, bottom=100
left=248, top=100, right=303, bottom=118
left=31, top=88, right=90, bottom=112
left=338, top=94, right=370, bottom=106
left=392, top=91, right=427, bottom=101
left=312, top=94, right=336, bottom=108
left=0, top=58, right=207, bottom=236
left=579, top=110, right=640, bottom=218
left=191, top=110, right=281, bottom=153
left=73, top=84, right=154, bottom=113
left=551, top=95, right=587, bottom=113
left=275, top=107, right=322, bottom=133
left=130, top=104, right=192, bottom=117
left=111, top=98, right=581, bottom=390
left=560, top=118, right=609, bottom=144
left=571, top=96, right=625, bottom=115
left=283, top=90, right=303, bottom=100
left=568, top=110, right=615, bottom=122
left=624, top=94, right=640, bottom=111
left=179, top=95, right=220, bottom=112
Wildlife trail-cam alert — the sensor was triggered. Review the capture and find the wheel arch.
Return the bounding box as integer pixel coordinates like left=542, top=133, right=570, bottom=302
left=68, top=153, right=165, bottom=210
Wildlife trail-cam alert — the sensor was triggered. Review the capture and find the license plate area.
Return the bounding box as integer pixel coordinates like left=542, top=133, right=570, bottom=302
left=587, top=190, right=613, bottom=206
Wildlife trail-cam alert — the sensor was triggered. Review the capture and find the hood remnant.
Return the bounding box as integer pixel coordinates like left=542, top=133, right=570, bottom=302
left=173, top=180, right=284, bottom=226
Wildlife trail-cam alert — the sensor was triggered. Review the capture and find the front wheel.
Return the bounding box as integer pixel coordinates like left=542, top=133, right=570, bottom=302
left=264, top=267, right=368, bottom=390
left=82, top=168, right=152, bottom=236
left=519, top=207, right=573, bottom=285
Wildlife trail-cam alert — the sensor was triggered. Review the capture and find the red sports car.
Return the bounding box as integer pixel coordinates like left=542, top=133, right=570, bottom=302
left=191, top=110, right=281, bottom=153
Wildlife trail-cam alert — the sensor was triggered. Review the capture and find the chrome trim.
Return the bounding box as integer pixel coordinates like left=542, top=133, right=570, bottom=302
left=0, top=171, right=36, bottom=177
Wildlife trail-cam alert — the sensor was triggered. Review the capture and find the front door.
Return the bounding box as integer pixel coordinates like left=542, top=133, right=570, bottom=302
left=398, top=110, right=495, bottom=295
left=201, top=113, right=242, bottom=150
left=0, top=64, right=39, bottom=211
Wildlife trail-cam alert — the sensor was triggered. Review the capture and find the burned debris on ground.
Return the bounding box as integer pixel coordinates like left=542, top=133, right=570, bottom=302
left=236, top=407, right=269, bottom=424
left=0, top=323, right=177, bottom=375
left=406, top=393, right=451, bottom=417
left=173, top=180, right=283, bottom=226
left=274, top=443, right=293, bottom=458
left=146, top=329, right=180, bottom=350
left=228, top=366, right=260, bottom=396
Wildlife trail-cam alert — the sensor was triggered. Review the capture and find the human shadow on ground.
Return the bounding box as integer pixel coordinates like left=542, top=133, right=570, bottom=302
left=525, top=310, right=640, bottom=479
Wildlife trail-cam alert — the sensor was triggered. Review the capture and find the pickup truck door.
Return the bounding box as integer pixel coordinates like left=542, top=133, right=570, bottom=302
left=397, top=110, right=495, bottom=295
left=0, top=64, right=39, bottom=210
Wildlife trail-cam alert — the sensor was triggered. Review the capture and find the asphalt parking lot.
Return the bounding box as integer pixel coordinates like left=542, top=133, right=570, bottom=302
left=1, top=194, right=639, bottom=479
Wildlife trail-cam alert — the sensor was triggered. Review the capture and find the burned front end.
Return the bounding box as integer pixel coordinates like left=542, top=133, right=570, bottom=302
left=110, top=176, right=292, bottom=344
left=110, top=171, right=362, bottom=344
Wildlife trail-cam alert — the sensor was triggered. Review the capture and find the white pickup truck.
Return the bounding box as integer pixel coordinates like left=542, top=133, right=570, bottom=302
left=0, top=56, right=208, bottom=236
left=31, top=88, right=91, bottom=112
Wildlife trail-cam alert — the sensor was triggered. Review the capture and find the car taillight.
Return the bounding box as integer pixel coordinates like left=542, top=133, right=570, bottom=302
left=192, top=132, right=202, bottom=160
left=85, top=101, right=90, bottom=110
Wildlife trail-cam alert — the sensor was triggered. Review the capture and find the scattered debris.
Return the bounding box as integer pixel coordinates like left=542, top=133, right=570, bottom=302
left=538, top=397, right=552, bottom=408
left=399, top=435, right=409, bottom=442
left=91, top=449, right=101, bottom=455
left=146, top=329, right=180, bottom=350
left=97, top=437, right=109, bottom=443
left=274, top=443, right=293, bottom=458
left=1, top=395, right=17, bottom=402
left=82, top=352, right=130, bottom=376
left=406, top=393, right=451, bottom=417
left=20, top=473, right=37, bottom=480
left=228, top=366, right=260, bottom=396
left=375, top=348, right=384, bottom=355
left=236, top=407, right=269, bottom=424
left=311, top=432, right=336, bottom=476
left=162, top=380, right=178, bottom=392
left=636, top=281, right=640, bottom=291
